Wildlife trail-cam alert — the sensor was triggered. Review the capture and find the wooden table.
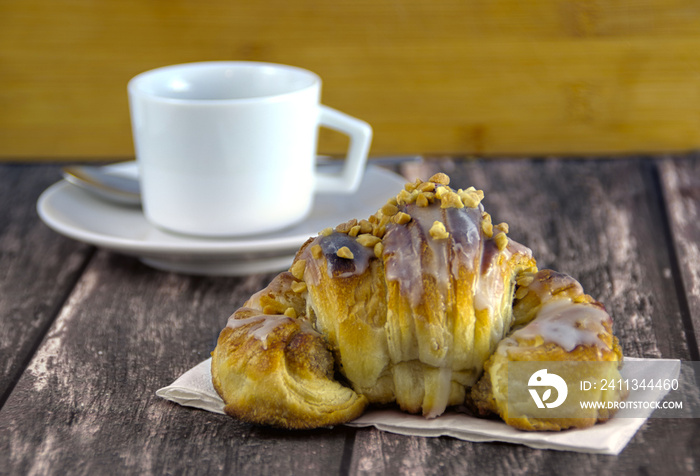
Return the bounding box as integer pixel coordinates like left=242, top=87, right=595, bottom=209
left=1, top=156, right=699, bottom=475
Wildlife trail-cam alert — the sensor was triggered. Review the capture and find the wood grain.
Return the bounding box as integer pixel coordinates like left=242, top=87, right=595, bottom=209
left=3, top=1, right=700, bottom=158
left=0, top=158, right=698, bottom=474
left=350, top=418, right=700, bottom=476
left=0, top=165, right=93, bottom=404
left=657, top=155, right=700, bottom=360
left=0, top=251, right=353, bottom=474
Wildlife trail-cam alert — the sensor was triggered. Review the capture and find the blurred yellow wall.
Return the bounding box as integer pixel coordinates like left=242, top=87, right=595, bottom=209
left=3, top=0, right=700, bottom=160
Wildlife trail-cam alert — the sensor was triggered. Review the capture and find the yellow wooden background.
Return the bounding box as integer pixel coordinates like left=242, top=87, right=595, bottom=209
left=3, top=0, right=700, bottom=160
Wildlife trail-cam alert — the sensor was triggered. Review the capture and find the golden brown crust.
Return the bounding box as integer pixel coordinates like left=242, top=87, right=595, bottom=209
left=470, top=270, right=625, bottom=431
left=211, top=306, right=368, bottom=429
left=211, top=174, right=625, bottom=431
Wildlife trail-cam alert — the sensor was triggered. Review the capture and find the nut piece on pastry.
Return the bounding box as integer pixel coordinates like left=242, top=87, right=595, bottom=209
left=211, top=173, right=624, bottom=430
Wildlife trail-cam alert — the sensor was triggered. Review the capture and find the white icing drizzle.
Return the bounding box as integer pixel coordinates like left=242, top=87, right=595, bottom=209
left=473, top=242, right=504, bottom=314
left=318, top=232, right=374, bottom=279
left=506, top=299, right=609, bottom=352
left=226, top=313, right=294, bottom=350
left=227, top=310, right=322, bottom=351
left=382, top=203, right=482, bottom=309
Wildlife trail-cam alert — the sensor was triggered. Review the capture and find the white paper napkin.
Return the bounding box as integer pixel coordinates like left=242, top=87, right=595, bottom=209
left=156, top=357, right=678, bottom=455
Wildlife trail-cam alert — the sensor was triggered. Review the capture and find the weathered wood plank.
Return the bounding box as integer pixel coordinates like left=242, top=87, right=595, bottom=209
left=0, top=164, right=93, bottom=403
left=1, top=159, right=698, bottom=475
left=343, top=157, right=698, bottom=475
left=657, top=155, right=700, bottom=358
left=0, top=251, right=351, bottom=475
left=349, top=418, right=698, bottom=476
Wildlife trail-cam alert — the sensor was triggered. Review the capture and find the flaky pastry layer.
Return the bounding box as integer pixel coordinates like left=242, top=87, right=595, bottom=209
left=211, top=173, right=624, bottom=430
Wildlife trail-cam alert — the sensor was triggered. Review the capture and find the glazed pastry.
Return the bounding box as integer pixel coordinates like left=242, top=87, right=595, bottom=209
left=471, top=269, right=625, bottom=431
left=211, top=173, right=624, bottom=430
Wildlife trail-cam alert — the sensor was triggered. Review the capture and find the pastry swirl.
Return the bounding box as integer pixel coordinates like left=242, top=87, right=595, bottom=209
left=211, top=173, right=624, bottom=430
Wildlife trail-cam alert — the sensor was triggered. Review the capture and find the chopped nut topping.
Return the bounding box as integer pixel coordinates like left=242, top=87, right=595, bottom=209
left=372, top=223, right=386, bottom=238
left=494, top=222, right=509, bottom=234
left=357, top=233, right=381, bottom=248
left=429, top=173, right=450, bottom=185
left=311, top=244, right=323, bottom=259
left=458, top=189, right=483, bottom=208
left=359, top=219, right=373, bottom=234
left=381, top=203, right=399, bottom=217
left=434, top=186, right=448, bottom=199
left=320, top=227, right=333, bottom=237
left=494, top=231, right=508, bottom=251
left=368, top=214, right=379, bottom=224
left=374, top=241, right=384, bottom=258
left=440, top=191, right=464, bottom=209
left=404, top=179, right=421, bottom=192
left=416, top=193, right=429, bottom=207
left=291, top=281, right=307, bottom=294
left=290, top=259, right=306, bottom=280
left=481, top=212, right=493, bottom=238
left=335, top=219, right=357, bottom=234
left=392, top=211, right=412, bottom=224
left=284, top=307, right=298, bottom=319
left=418, top=181, right=436, bottom=192
left=348, top=225, right=361, bottom=237
left=429, top=220, right=450, bottom=240
left=336, top=246, right=354, bottom=259
left=396, top=189, right=415, bottom=205
left=372, top=215, right=391, bottom=238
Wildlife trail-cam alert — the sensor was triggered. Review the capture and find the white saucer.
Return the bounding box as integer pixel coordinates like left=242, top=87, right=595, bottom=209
left=37, top=163, right=407, bottom=276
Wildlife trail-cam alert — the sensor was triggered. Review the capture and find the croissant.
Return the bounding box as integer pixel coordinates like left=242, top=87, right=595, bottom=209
left=211, top=173, right=624, bottom=430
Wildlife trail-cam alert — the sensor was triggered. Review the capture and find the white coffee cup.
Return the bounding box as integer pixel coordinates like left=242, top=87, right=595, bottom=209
left=128, top=61, right=372, bottom=237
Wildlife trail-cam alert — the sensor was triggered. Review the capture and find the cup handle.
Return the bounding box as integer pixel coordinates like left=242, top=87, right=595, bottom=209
left=314, top=105, right=373, bottom=193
